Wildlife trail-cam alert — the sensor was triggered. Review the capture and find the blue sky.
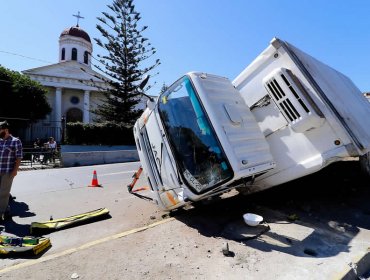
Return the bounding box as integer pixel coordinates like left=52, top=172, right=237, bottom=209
left=1, top=0, right=370, bottom=95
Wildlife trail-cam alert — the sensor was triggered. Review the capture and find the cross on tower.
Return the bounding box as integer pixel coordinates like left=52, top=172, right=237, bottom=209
left=73, top=11, right=84, bottom=27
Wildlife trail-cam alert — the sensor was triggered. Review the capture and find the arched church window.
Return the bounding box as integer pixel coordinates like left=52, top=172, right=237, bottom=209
left=61, top=48, right=65, bottom=60
left=72, top=48, right=77, bottom=61
left=84, top=51, right=89, bottom=64
left=66, top=108, right=83, bottom=123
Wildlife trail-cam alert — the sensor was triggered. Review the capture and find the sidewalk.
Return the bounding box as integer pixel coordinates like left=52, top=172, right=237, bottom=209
left=19, top=160, right=61, bottom=171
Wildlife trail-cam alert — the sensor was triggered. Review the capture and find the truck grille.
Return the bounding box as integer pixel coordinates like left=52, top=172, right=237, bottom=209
left=265, top=71, right=311, bottom=123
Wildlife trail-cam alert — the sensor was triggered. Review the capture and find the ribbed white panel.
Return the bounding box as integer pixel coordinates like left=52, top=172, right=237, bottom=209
left=190, top=73, right=275, bottom=176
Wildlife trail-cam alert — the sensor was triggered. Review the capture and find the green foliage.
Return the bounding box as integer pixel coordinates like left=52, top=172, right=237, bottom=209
left=66, top=122, right=135, bottom=145
left=0, top=65, right=51, bottom=127
left=92, top=0, right=160, bottom=125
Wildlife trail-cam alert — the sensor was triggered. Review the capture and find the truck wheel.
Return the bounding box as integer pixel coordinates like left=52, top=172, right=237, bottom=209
left=359, top=152, right=370, bottom=177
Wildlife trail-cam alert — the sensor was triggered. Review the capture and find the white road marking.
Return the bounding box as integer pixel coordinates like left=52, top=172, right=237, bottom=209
left=99, top=170, right=137, bottom=176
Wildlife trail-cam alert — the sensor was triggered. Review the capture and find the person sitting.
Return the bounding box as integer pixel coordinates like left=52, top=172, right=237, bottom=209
left=46, top=137, right=57, bottom=163
left=32, top=138, right=41, bottom=162
left=41, top=143, right=50, bottom=164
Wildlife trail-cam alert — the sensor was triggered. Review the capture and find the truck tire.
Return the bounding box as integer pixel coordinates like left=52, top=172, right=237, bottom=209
left=359, top=152, right=370, bottom=177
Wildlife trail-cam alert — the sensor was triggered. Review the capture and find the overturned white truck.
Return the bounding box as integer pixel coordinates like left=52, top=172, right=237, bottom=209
left=132, top=37, right=370, bottom=211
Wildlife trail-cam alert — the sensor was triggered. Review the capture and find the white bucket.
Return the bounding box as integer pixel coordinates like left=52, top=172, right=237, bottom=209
left=243, top=213, right=263, bottom=226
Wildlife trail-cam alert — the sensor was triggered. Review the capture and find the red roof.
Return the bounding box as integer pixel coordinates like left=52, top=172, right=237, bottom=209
left=60, top=26, right=91, bottom=43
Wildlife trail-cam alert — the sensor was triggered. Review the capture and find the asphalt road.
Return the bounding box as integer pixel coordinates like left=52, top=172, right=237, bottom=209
left=0, top=163, right=161, bottom=267
left=0, top=160, right=369, bottom=279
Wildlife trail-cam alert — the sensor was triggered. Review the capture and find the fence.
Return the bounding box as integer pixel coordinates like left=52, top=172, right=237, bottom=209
left=27, top=124, right=62, bottom=144
left=20, top=122, right=63, bottom=145
left=21, top=146, right=61, bottom=168
left=0, top=117, right=63, bottom=145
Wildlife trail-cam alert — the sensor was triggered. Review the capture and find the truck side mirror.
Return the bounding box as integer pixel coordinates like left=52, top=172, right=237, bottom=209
left=138, top=75, right=154, bottom=102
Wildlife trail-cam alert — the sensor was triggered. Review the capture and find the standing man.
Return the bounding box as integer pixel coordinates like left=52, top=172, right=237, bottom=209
left=0, top=121, right=23, bottom=222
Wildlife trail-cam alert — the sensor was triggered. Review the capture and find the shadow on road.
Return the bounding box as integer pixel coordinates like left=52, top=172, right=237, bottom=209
left=1, top=199, right=36, bottom=237
left=9, top=199, right=36, bottom=219
left=172, top=160, right=370, bottom=258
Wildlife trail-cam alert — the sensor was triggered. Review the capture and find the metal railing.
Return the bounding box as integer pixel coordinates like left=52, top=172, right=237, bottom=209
left=21, top=147, right=61, bottom=168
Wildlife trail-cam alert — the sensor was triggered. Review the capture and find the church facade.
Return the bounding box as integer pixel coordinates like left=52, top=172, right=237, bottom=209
left=365, top=92, right=370, bottom=102
left=22, top=24, right=108, bottom=143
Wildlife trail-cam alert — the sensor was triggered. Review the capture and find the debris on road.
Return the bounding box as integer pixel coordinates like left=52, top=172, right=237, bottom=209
left=70, top=272, right=79, bottom=279
left=287, top=214, right=299, bottom=221
left=221, top=242, right=230, bottom=256
left=127, top=166, right=153, bottom=201
left=0, top=235, right=51, bottom=256
left=243, top=213, right=263, bottom=227
left=30, top=207, right=110, bottom=234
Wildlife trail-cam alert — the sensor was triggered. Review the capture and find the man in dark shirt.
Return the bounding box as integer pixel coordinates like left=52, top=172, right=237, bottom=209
left=0, top=121, right=23, bottom=222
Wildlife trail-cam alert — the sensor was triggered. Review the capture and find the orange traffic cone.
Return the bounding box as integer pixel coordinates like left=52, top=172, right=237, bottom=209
left=89, top=170, right=102, bottom=187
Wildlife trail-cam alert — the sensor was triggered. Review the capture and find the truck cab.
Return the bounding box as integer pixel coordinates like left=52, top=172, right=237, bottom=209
left=134, top=73, right=275, bottom=210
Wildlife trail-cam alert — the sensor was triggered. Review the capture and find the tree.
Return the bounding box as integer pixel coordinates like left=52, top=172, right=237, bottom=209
left=92, top=0, right=160, bottom=125
left=0, top=65, right=51, bottom=127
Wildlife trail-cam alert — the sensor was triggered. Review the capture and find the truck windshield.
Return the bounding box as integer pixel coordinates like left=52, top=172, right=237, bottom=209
left=158, top=76, right=232, bottom=193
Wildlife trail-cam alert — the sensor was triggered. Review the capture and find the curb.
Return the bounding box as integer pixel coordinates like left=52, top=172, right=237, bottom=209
left=19, top=165, right=59, bottom=171
left=333, top=249, right=370, bottom=280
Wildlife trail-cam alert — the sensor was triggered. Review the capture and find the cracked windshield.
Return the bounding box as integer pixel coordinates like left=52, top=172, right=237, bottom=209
left=158, top=76, right=233, bottom=193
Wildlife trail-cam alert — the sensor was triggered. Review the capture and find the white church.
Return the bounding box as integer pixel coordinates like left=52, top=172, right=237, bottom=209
left=22, top=18, right=112, bottom=143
